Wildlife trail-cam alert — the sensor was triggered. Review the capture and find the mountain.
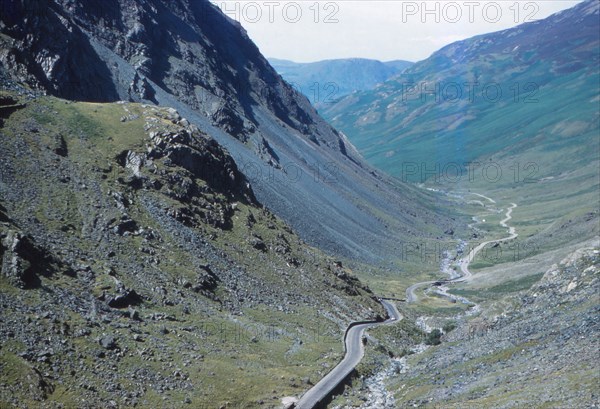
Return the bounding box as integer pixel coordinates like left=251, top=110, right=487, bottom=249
left=0, top=0, right=453, bottom=264
left=323, top=0, right=599, bottom=187
left=1, top=0, right=598, bottom=407
left=322, top=0, right=600, bottom=265
left=269, top=58, right=413, bottom=106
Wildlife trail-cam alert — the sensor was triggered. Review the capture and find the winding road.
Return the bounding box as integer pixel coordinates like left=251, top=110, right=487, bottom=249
left=470, top=192, right=496, bottom=204
left=406, top=201, right=518, bottom=301
left=295, top=197, right=518, bottom=408
left=456, top=203, right=517, bottom=282
left=295, top=300, right=402, bottom=409
left=405, top=280, right=435, bottom=303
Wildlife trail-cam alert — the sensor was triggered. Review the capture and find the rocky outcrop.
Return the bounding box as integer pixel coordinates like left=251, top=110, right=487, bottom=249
left=0, top=226, right=66, bottom=288
left=146, top=125, right=253, bottom=202
left=114, top=105, right=258, bottom=230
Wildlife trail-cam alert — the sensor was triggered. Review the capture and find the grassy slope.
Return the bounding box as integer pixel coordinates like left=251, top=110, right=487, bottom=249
left=0, top=91, right=384, bottom=408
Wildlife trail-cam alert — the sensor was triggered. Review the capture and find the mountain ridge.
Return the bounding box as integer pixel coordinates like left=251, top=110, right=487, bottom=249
left=269, top=57, right=413, bottom=106
left=323, top=0, right=599, bottom=183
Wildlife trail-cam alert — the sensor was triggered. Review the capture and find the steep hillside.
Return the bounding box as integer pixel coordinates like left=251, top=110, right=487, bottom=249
left=404, top=247, right=600, bottom=408
left=269, top=58, right=412, bottom=106
left=0, top=0, right=455, bottom=263
left=324, top=0, right=599, bottom=187
left=0, top=90, right=386, bottom=407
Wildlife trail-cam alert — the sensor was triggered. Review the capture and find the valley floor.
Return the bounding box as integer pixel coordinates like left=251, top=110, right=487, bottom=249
left=327, top=192, right=599, bottom=409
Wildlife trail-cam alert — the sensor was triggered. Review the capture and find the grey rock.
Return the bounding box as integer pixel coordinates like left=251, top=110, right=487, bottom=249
left=99, top=335, right=117, bottom=350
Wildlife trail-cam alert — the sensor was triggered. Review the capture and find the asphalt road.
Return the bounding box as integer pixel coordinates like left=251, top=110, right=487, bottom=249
left=456, top=203, right=517, bottom=282
left=295, top=300, right=402, bottom=409
left=405, top=280, right=435, bottom=303
left=405, top=202, right=518, bottom=300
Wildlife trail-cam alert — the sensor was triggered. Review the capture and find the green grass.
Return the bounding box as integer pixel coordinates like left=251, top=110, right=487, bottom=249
left=486, top=272, right=545, bottom=294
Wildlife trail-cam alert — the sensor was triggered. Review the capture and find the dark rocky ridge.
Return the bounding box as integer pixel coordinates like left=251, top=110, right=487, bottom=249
left=0, top=0, right=458, bottom=262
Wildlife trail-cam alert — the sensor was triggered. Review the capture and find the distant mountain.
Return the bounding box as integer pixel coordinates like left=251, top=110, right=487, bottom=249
left=323, top=0, right=599, bottom=188
left=269, top=58, right=413, bottom=106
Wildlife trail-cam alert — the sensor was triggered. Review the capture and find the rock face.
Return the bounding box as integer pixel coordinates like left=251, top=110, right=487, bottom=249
left=0, top=0, right=332, bottom=144
left=0, top=0, right=456, bottom=261
left=144, top=124, right=254, bottom=202
left=1, top=229, right=35, bottom=287
left=0, top=0, right=121, bottom=101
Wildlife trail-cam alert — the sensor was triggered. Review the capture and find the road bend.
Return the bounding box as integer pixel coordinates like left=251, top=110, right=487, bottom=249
left=295, top=300, right=402, bottom=408
left=406, top=202, right=518, bottom=300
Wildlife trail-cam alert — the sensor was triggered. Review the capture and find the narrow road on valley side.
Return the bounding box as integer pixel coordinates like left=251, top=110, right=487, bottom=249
left=295, top=300, right=402, bottom=409
left=406, top=201, right=518, bottom=301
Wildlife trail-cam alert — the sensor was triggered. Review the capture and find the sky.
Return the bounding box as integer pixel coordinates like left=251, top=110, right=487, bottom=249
left=210, top=0, right=585, bottom=62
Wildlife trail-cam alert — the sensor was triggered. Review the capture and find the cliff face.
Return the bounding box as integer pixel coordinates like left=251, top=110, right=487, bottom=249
left=0, top=0, right=456, bottom=262
left=0, top=0, right=122, bottom=101
left=0, top=0, right=341, bottom=146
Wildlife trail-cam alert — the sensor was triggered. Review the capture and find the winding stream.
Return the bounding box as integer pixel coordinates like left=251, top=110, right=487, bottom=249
left=359, top=195, right=519, bottom=409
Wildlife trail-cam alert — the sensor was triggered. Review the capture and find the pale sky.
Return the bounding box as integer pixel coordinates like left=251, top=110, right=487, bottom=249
left=211, top=0, right=585, bottom=62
